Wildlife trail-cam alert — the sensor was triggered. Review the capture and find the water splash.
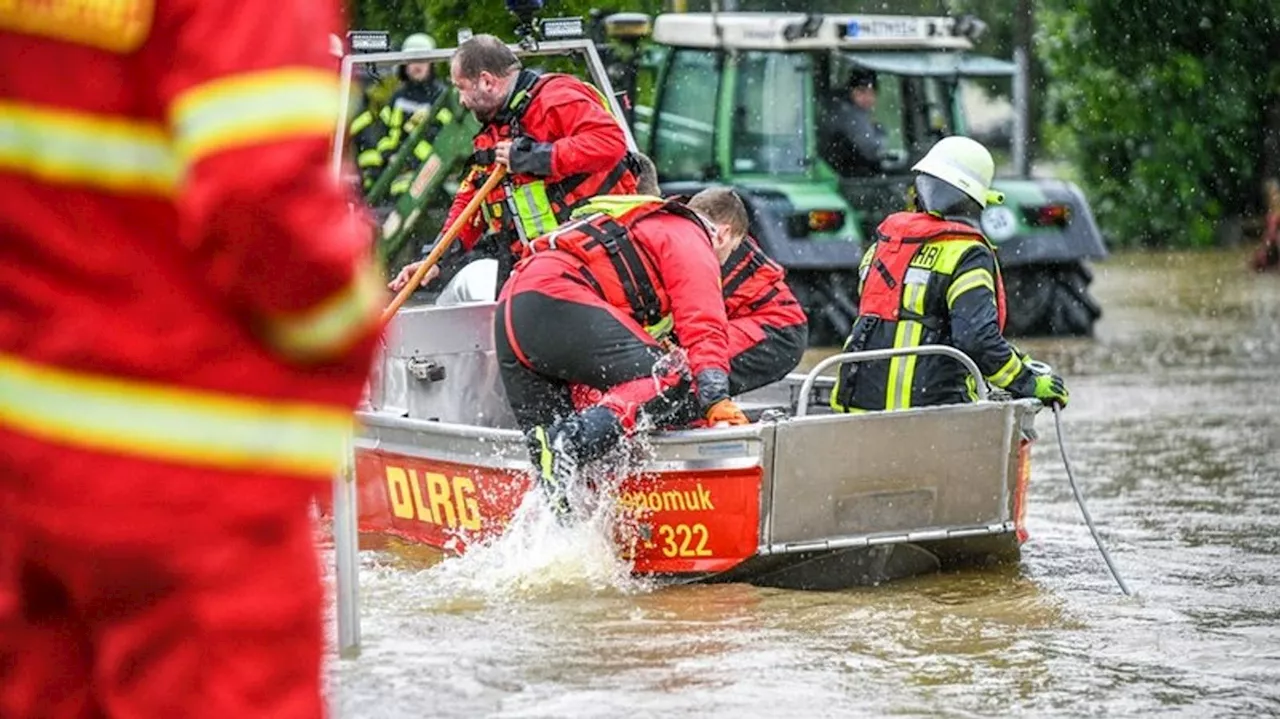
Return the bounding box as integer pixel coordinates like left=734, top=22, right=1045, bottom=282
left=422, top=452, right=658, bottom=603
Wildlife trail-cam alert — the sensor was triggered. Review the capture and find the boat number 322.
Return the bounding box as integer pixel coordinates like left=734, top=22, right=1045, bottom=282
left=657, top=523, right=713, bottom=558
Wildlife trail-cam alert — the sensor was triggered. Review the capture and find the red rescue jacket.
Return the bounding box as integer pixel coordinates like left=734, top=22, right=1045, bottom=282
left=446, top=71, right=637, bottom=253
left=861, top=212, right=1007, bottom=329
left=0, top=0, right=381, bottom=494
left=721, top=236, right=807, bottom=328
left=521, top=199, right=730, bottom=377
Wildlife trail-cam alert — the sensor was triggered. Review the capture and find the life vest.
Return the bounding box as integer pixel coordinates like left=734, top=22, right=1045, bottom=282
left=525, top=197, right=711, bottom=328
left=721, top=237, right=787, bottom=318
left=860, top=212, right=1007, bottom=330
left=471, top=70, right=639, bottom=243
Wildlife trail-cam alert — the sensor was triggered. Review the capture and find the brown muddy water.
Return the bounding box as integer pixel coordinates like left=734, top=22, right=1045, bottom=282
left=327, top=248, right=1280, bottom=718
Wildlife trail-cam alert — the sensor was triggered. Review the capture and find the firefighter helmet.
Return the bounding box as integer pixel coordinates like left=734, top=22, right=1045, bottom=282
left=401, top=33, right=437, bottom=52
left=398, top=33, right=438, bottom=82
left=911, top=136, right=1002, bottom=209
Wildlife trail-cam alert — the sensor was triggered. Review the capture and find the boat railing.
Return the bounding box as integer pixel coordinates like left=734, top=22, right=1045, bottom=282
left=794, top=345, right=988, bottom=417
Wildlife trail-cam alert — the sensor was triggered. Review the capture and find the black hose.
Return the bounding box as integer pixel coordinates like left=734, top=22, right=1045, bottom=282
left=1052, top=404, right=1133, bottom=596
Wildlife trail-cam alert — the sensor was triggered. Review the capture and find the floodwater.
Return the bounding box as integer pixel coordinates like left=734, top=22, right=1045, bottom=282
left=330, top=248, right=1280, bottom=718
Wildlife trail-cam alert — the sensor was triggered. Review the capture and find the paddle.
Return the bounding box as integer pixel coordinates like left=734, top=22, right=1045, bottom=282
left=380, top=166, right=508, bottom=324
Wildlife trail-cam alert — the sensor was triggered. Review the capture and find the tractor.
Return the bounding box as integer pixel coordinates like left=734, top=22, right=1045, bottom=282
left=625, top=12, right=1107, bottom=344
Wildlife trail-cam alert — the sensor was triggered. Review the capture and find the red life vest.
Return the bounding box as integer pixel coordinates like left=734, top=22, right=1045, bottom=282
left=720, top=237, right=803, bottom=323
left=526, top=199, right=711, bottom=327
left=860, top=212, right=1008, bottom=330
left=471, top=71, right=638, bottom=242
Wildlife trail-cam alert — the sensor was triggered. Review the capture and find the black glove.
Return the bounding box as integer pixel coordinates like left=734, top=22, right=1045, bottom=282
left=694, top=368, right=732, bottom=413
left=508, top=136, right=554, bottom=177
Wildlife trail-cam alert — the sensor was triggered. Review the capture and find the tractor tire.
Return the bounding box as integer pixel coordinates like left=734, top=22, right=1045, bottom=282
left=1003, top=263, right=1102, bottom=337
left=798, top=271, right=857, bottom=347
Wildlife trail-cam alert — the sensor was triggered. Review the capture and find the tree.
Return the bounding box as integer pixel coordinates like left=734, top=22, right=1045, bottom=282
left=1038, top=0, right=1280, bottom=247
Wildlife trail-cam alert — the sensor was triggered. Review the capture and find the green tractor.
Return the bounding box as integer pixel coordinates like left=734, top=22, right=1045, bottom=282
left=625, top=12, right=1107, bottom=345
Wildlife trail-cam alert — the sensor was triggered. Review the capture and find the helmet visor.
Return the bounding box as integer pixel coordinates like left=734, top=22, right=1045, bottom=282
left=913, top=173, right=982, bottom=219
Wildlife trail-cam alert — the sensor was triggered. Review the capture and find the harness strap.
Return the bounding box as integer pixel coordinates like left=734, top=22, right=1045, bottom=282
left=577, top=219, right=663, bottom=325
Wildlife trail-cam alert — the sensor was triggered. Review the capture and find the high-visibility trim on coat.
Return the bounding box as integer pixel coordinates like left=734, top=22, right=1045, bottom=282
left=0, top=102, right=178, bottom=194
left=445, top=70, right=637, bottom=254
left=0, top=353, right=351, bottom=477
left=0, top=0, right=381, bottom=485
left=830, top=211, right=1028, bottom=412
left=171, top=68, right=341, bottom=165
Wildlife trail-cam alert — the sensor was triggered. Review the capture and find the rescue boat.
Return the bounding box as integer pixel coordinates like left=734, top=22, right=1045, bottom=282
left=345, top=302, right=1040, bottom=590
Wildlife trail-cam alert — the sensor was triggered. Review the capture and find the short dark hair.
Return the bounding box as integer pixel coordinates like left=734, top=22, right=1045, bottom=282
left=688, top=187, right=748, bottom=239
left=846, top=68, right=878, bottom=92
left=452, top=34, right=521, bottom=80
left=633, top=152, right=659, bottom=195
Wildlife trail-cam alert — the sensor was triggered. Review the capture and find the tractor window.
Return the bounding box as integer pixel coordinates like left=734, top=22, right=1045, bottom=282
left=652, top=49, right=719, bottom=180
left=731, top=51, right=810, bottom=176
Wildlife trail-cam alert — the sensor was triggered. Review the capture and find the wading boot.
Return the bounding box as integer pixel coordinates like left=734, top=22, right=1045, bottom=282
left=525, top=407, right=624, bottom=523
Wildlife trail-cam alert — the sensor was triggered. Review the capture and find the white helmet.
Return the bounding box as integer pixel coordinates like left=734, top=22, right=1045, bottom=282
left=401, top=33, right=437, bottom=52
left=911, top=136, right=1000, bottom=208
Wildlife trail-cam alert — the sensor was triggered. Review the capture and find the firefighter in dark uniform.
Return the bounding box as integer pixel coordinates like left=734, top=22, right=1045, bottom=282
left=389, top=34, right=638, bottom=296
left=830, top=137, right=1070, bottom=412
left=496, top=190, right=748, bottom=517
left=349, top=33, right=454, bottom=196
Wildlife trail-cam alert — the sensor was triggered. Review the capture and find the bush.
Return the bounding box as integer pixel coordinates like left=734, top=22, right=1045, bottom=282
left=1038, top=0, right=1280, bottom=247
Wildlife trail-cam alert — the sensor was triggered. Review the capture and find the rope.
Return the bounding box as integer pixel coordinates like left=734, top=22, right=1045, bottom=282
left=1052, top=404, right=1133, bottom=596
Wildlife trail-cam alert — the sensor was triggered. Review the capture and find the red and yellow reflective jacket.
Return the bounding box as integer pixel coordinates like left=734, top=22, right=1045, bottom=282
left=0, top=0, right=381, bottom=484
left=446, top=71, right=637, bottom=253
left=520, top=197, right=730, bottom=378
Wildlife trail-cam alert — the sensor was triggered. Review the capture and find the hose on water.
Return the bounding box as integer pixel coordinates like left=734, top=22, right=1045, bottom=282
left=1051, top=404, right=1133, bottom=596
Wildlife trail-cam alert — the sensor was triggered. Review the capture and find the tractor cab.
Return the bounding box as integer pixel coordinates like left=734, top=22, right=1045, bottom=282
left=632, top=12, right=1106, bottom=342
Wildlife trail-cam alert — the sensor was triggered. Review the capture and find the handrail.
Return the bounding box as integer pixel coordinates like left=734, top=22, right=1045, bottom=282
left=795, top=345, right=988, bottom=417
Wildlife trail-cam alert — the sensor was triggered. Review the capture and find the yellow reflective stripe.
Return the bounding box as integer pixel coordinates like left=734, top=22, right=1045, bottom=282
left=0, top=102, right=178, bottom=194
left=903, top=282, right=926, bottom=316
left=885, top=320, right=924, bottom=410
left=262, top=262, right=383, bottom=361
left=171, top=68, right=341, bottom=165
left=987, top=352, right=1023, bottom=389
left=946, top=268, right=995, bottom=307
left=436, top=107, right=454, bottom=124
left=645, top=314, right=675, bottom=339
left=390, top=174, right=412, bottom=195
left=931, top=239, right=982, bottom=275
left=349, top=110, right=374, bottom=136
left=356, top=148, right=383, bottom=168
left=413, top=140, right=434, bottom=161
left=0, top=353, right=352, bottom=477
left=512, top=181, right=555, bottom=237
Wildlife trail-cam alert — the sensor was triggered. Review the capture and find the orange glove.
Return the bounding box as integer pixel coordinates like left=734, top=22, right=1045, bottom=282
left=705, top=399, right=749, bottom=426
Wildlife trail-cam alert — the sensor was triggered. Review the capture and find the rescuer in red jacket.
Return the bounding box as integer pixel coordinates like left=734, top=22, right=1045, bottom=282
left=389, top=33, right=638, bottom=295
left=689, top=195, right=809, bottom=395
left=0, top=3, right=381, bottom=717
left=569, top=173, right=808, bottom=415
left=633, top=157, right=807, bottom=394
left=496, top=190, right=748, bottom=518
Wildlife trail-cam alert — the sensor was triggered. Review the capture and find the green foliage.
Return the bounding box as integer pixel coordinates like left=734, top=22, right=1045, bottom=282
left=1038, top=0, right=1279, bottom=247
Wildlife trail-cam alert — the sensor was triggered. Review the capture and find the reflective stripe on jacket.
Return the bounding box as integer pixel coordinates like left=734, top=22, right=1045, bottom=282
left=830, top=211, right=1028, bottom=412
left=445, top=70, right=638, bottom=254
left=0, top=0, right=381, bottom=481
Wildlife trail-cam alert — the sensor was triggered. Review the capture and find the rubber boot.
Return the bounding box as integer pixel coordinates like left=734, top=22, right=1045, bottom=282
left=526, top=407, right=623, bottom=522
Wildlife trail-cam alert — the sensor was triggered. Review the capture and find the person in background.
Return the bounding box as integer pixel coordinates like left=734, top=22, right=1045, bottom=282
left=0, top=1, right=382, bottom=716
left=819, top=68, right=886, bottom=177
left=350, top=33, right=455, bottom=198
left=388, top=34, right=638, bottom=296
left=1251, top=177, right=1280, bottom=272
left=829, top=136, right=1069, bottom=413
